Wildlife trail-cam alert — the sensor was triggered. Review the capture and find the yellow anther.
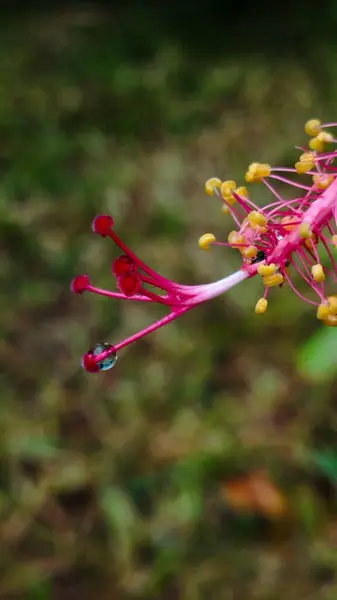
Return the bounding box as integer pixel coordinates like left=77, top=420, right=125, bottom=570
left=309, top=137, right=324, bottom=152
left=295, top=152, right=315, bottom=172
left=255, top=298, right=268, bottom=314
left=300, top=151, right=315, bottom=162
left=263, top=272, right=284, bottom=287
left=332, top=234, right=337, bottom=246
left=198, top=233, right=216, bottom=251
left=258, top=163, right=271, bottom=177
left=245, top=162, right=271, bottom=183
left=236, top=186, right=249, bottom=198
left=232, top=234, right=246, bottom=247
left=257, top=263, right=277, bottom=277
left=313, top=174, right=334, bottom=190
left=245, top=171, right=255, bottom=183
left=317, top=131, right=333, bottom=143
left=247, top=162, right=259, bottom=173
left=248, top=210, right=267, bottom=229
left=295, top=160, right=314, bottom=174
left=221, top=182, right=248, bottom=206
left=281, top=215, right=299, bottom=232
left=317, top=303, right=329, bottom=320
left=228, top=230, right=246, bottom=247
left=242, top=245, right=258, bottom=259
left=327, top=295, right=337, bottom=315
left=221, top=180, right=236, bottom=202
left=323, top=315, right=337, bottom=327
left=299, top=222, right=312, bottom=239
left=257, top=163, right=271, bottom=177
left=311, top=263, right=325, bottom=283
left=221, top=204, right=231, bottom=214
left=205, top=177, right=222, bottom=196
left=304, top=119, right=321, bottom=137
left=304, top=232, right=318, bottom=251
left=309, top=132, right=333, bottom=152
left=228, top=230, right=237, bottom=244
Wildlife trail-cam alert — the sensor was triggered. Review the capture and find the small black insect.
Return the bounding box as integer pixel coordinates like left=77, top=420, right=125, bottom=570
left=279, top=261, right=291, bottom=288
left=251, top=250, right=266, bottom=264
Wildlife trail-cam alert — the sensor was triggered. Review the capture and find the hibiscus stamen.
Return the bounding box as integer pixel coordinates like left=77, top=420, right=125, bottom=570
left=73, top=118, right=337, bottom=372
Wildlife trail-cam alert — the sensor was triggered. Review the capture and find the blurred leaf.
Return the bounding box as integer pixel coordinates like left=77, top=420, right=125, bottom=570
left=7, top=434, right=60, bottom=460
left=47, top=458, right=91, bottom=491
left=26, top=579, right=52, bottom=600
left=100, top=486, right=137, bottom=534
left=312, top=449, right=337, bottom=483
left=297, top=327, right=337, bottom=382
left=295, top=485, right=322, bottom=535
left=100, top=486, right=138, bottom=565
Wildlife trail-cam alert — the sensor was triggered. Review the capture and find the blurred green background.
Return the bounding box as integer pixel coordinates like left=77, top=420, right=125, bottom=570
left=2, top=2, right=337, bottom=598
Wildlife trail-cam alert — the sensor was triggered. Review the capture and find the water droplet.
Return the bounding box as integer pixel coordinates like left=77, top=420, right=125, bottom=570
left=93, top=342, right=118, bottom=371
